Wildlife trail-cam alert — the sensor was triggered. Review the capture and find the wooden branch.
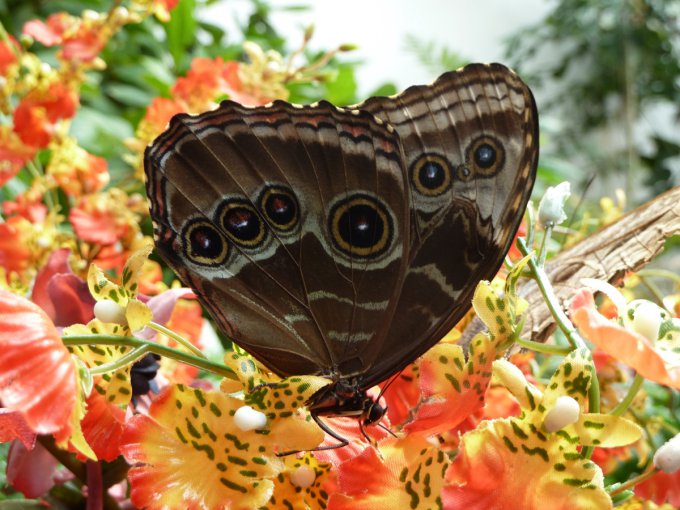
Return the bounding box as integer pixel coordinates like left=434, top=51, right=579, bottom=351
left=463, top=186, right=680, bottom=344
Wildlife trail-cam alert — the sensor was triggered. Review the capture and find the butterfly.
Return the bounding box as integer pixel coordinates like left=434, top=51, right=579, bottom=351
left=144, top=62, right=538, bottom=445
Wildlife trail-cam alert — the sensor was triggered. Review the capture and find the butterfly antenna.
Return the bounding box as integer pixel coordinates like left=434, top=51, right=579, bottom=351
left=376, top=370, right=402, bottom=401
left=378, top=422, right=398, bottom=438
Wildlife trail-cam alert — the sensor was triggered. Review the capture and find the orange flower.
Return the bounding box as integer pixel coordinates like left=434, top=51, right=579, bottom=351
left=23, top=12, right=105, bottom=63
left=442, top=350, right=642, bottom=509
left=121, top=385, right=285, bottom=510
left=79, top=391, right=126, bottom=462
left=0, top=290, right=76, bottom=441
left=0, top=217, right=33, bottom=278
left=172, top=58, right=244, bottom=109
left=0, top=34, right=19, bottom=75
left=13, top=82, right=78, bottom=147
left=327, top=438, right=449, bottom=510
left=140, top=96, right=186, bottom=136
left=69, top=189, right=149, bottom=272
left=571, top=288, right=680, bottom=389
left=2, top=184, right=47, bottom=223
left=0, top=126, right=37, bottom=186
left=635, top=469, right=680, bottom=507
left=47, top=137, right=109, bottom=196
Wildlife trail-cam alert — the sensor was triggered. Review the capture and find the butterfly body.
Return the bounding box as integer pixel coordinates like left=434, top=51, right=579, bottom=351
left=144, top=63, right=538, bottom=438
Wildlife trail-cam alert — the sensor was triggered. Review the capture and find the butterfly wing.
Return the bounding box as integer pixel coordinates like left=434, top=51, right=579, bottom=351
left=356, top=63, right=539, bottom=386
left=145, top=100, right=410, bottom=377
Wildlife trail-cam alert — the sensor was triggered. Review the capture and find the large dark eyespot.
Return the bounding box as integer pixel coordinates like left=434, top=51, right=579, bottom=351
left=183, top=220, right=228, bottom=266
left=218, top=199, right=266, bottom=248
left=259, top=185, right=299, bottom=232
left=465, top=135, right=505, bottom=177
left=329, top=194, right=392, bottom=259
left=410, top=153, right=452, bottom=196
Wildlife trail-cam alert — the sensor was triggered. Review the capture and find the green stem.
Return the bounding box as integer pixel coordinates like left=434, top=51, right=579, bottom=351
left=608, top=465, right=657, bottom=497
left=537, top=223, right=552, bottom=267
left=610, top=374, right=644, bottom=417
left=25, top=159, right=58, bottom=211
left=147, top=321, right=206, bottom=358
left=636, top=268, right=680, bottom=285
left=89, top=344, right=152, bottom=375
left=63, top=334, right=236, bottom=380
left=515, top=336, right=573, bottom=355
left=516, top=237, right=585, bottom=350
left=516, top=237, right=601, bottom=456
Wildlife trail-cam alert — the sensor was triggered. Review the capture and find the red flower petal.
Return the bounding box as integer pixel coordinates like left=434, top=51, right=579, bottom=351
left=23, top=19, right=62, bottom=46
left=69, top=205, right=123, bottom=245
left=0, top=218, right=32, bottom=276
left=6, top=440, right=59, bottom=498
left=80, top=391, right=125, bottom=462
left=32, top=248, right=70, bottom=318
left=0, top=290, right=76, bottom=437
left=635, top=469, right=680, bottom=507
left=0, top=35, right=20, bottom=75
left=0, top=409, right=36, bottom=449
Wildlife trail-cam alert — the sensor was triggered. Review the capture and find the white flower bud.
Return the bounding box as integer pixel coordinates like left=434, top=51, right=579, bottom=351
left=543, top=396, right=580, bottom=432
left=654, top=434, right=680, bottom=473
left=289, top=465, right=316, bottom=488
left=93, top=299, right=127, bottom=325
left=538, top=181, right=571, bottom=228
left=233, top=405, right=267, bottom=431
left=629, top=300, right=664, bottom=342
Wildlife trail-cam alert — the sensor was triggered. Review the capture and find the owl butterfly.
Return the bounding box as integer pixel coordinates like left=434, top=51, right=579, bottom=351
left=144, top=63, right=539, bottom=446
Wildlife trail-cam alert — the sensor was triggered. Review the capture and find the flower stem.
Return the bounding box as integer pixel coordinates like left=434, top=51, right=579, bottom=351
left=63, top=334, right=236, bottom=380
left=536, top=224, right=552, bottom=267
left=88, top=344, right=152, bottom=375
left=147, top=321, right=206, bottom=359
left=516, top=237, right=585, bottom=350
left=515, top=237, right=601, bottom=454
left=608, top=465, right=657, bottom=497
left=610, top=373, right=644, bottom=416
left=515, top=336, right=573, bottom=355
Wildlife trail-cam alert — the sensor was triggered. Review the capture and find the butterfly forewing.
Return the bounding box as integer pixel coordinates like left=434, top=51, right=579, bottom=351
left=353, top=63, right=538, bottom=386
left=145, top=100, right=411, bottom=377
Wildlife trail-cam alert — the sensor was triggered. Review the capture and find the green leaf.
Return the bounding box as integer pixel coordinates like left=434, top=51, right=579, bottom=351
left=166, top=0, right=198, bottom=70
left=322, top=64, right=358, bottom=105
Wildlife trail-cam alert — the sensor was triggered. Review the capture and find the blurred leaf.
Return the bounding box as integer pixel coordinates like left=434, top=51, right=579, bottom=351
left=70, top=106, right=134, bottom=158
left=166, top=0, right=198, bottom=70
left=322, top=64, right=358, bottom=105
left=404, top=34, right=467, bottom=75
left=104, top=83, right=155, bottom=108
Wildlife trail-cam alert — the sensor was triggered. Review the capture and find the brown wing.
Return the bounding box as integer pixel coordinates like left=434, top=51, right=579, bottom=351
left=144, top=100, right=410, bottom=378
left=356, top=63, right=539, bottom=387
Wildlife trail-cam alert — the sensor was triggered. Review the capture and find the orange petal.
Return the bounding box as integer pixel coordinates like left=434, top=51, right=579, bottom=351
left=0, top=290, right=76, bottom=437
left=571, top=301, right=680, bottom=388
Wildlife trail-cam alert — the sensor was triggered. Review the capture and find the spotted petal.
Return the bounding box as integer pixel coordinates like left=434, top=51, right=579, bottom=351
left=121, top=384, right=283, bottom=510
